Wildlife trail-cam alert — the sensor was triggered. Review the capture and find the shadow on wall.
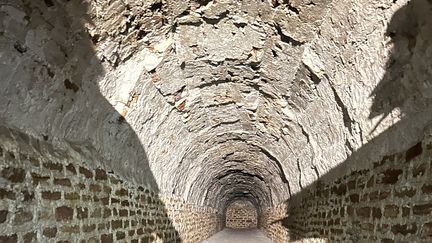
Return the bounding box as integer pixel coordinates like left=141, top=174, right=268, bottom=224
left=369, top=0, right=432, bottom=129
left=277, top=0, right=432, bottom=241
left=0, top=0, right=180, bottom=241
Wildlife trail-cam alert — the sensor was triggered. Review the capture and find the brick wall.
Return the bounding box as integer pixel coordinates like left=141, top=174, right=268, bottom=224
left=0, top=128, right=222, bottom=243
left=261, top=135, right=432, bottom=242
left=225, top=201, right=257, bottom=229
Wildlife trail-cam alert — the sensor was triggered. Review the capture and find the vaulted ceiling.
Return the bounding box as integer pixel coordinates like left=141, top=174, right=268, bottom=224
left=1, top=0, right=431, bottom=212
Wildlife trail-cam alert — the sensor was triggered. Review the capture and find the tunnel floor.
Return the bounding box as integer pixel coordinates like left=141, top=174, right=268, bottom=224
left=202, top=228, right=273, bottom=243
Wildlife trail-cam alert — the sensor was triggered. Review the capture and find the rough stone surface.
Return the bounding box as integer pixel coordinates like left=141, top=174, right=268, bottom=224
left=0, top=127, right=222, bottom=242
left=261, top=132, right=432, bottom=242
left=0, top=0, right=432, bottom=242
left=1, top=0, right=431, bottom=213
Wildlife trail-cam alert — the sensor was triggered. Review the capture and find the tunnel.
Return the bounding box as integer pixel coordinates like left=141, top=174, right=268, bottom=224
left=0, top=0, right=432, bottom=242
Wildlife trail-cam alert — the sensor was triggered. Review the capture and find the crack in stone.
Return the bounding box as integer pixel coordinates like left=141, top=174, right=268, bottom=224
left=296, top=158, right=303, bottom=189
left=330, top=86, right=354, bottom=135
left=274, top=23, right=305, bottom=46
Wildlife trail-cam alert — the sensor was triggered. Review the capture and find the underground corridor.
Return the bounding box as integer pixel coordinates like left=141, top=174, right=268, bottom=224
left=0, top=0, right=432, bottom=242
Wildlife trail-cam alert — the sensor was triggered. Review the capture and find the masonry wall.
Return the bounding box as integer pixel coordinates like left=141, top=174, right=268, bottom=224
left=0, top=128, right=222, bottom=243
left=225, top=201, right=258, bottom=229
left=261, top=135, right=432, bottom=243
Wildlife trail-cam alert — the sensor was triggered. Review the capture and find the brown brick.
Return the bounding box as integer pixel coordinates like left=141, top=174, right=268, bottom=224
left=103, top=208, right=111, bottom=218
left=384, top=205, right=399, bottom=218
left=131, top=220, right=137, bottom=227
left=41, top=191, right=61, bottom=200
left=101, top=234, right=113, bottom=243
left=43, top=227, right=57, bottom=238
left=391, top=223, right=417, bottom=235
left=95, top=168, right=107, bottom=180
left=43, top=161, right=63, bottom=172
left=345, top=179, right=355, bottom=190
left=1, top=167, right=25, bottom=183
left=82, top=194, right=92, bottom=201
left=23, top=231, right=36, bottom=243
left=111, top=197, right=120, bottom=204
left=65, top=192, right=80, bottom=200
left=381, top=239, right=394, bottom=243
left=14, top=208, right=33, bottom=225
left=332, top=184, right=347, bottom=196
left=56, top=206, right=73, bottom=221
left=54, top=178, right=71, bottom=187
left=406, top=142, right=422, bottom=162
left=356, top=207, right=371, bottom=218
left=115, top=188, right=128, bottom=197
left=0, top=188, right=15, bottom=200
left=379, top=169, right=403, bottom=184
left=83, top=224, right=96, bottom=233
left=421, top=222, right=432, bottom=237
left=77, top=207, right=88, bottom=219
left=79, top=166, right=93, bottom=178
left=100, top=197, right=109, bottom=205
left=141, top=236, right=152, bottom=242
left=372, top=207, right=382, bottom=219
left=61, top=225, right=79, bottom=233
left=349, top=193, right=359, bottom=203
left=413, top=203, right=432, bottom=215
left=119, top=209, right=128, bottom=217
left=422, top=184, right=432, bottom=194
left=31, top=173, right=49, bottom=185
left=111, top=220, right=122, bottom=229
left=116, top=231, right=126, bottom=240
left=89, top=184, right=101, bottom=192
left=0, top=234, right=18, bottom=243
left=0, top=210, right=8, bottom=224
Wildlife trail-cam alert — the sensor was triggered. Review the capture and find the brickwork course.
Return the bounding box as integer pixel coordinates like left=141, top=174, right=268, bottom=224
left=1, top=0, right=432, bottom=242
left=226, top=201, right=258, bottom=229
